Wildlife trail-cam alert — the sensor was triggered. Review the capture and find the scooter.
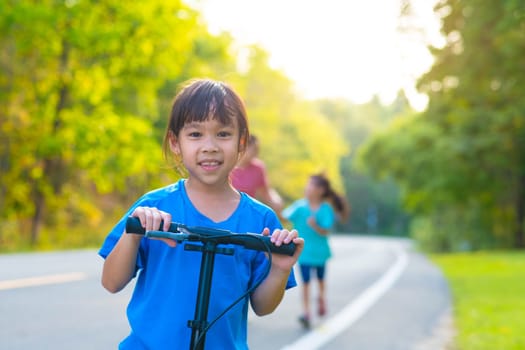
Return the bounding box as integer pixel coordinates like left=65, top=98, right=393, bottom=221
left=125, top=216, right=296, bottom=350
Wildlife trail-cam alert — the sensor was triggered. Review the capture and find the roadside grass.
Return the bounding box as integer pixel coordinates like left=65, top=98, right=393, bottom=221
left=430, top=251, right=525, bottom=350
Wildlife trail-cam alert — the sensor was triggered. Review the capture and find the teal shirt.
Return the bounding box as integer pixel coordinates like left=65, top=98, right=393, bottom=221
left=283, top=199, right=335, bottom=266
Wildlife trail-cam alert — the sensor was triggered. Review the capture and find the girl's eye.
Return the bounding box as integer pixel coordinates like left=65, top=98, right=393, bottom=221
left=188, top=131, right=201, bottom=138
left=218, top=130, right=232, bottom=138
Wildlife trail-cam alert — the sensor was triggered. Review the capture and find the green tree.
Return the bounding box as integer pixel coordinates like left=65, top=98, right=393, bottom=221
left=319, top=95, right=412, bottom=235
left=358, top=0, right=525, bottom=250
left=231, top=47, right=348, bottom=202
left=0, top=0, right=234, bottom=248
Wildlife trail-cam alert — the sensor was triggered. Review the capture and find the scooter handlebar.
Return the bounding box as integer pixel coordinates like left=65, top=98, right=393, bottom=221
left=125, top=216, right=296, bottom=256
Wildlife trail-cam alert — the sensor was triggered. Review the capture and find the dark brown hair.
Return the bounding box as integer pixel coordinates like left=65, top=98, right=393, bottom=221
left=162, top=79, right=250, bottom=165
left=310, top=173, right=350, bottom=223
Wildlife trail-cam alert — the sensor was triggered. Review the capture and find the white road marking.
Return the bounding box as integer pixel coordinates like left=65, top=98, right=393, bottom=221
left=281, top=248, right=409, bottom=350
left=0, top=272, right=88, bottom=291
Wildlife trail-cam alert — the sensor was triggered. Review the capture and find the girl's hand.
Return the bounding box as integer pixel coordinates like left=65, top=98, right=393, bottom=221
left=130, top=207, right=177, bottom=247
left=307, top=216, right=329, bottom=236
left=261, top=228, right=304, bottom=271
left=307, top=216, right=316, bottom=227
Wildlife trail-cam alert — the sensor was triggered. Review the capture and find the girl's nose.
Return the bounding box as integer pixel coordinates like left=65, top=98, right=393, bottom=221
left=202, top=136, right=219, bottom=152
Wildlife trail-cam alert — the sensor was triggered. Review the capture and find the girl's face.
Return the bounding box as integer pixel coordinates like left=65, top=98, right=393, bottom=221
left=170, top=117, right=241, bottom=190
left=305, top=178, right=324, bottom=201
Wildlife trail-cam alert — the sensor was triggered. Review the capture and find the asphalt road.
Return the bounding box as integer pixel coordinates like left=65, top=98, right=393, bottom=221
left=0, top=235, right=453, bottom=350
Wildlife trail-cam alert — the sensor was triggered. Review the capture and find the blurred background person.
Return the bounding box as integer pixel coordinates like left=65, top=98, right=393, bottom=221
left=231, top=134, right=283, bottom=213
left=282, top=173, right=348, bottom=329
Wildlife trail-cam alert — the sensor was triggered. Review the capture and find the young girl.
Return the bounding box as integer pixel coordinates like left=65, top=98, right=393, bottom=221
left=99, top=79, right=304, bottom=349
left=282, top=173, right=347, bottom=329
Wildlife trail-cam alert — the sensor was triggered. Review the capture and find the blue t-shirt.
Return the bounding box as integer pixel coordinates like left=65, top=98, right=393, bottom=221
left=99, top=179, right=296, bottom=350
left=282, top=199, right=335, bottom=266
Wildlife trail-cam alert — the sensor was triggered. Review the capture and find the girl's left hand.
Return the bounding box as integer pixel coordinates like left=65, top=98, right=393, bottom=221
left=261, top=228, right=304, bottom=270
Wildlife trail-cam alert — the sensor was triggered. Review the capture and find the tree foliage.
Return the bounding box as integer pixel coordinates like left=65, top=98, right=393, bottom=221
left=358, top=0, right=525, bottom=251
left=0, top=1, right=351, bottom=250
left=318, top=96, right=412, bottom=235
left=0, top=0, right=234, bottom=248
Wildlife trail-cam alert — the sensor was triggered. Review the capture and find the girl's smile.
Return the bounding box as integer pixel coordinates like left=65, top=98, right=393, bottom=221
left=198, top=158, right=223, bottom=171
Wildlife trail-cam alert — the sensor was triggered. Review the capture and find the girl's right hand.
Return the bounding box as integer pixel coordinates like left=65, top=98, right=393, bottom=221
left=130, top=206, right=177, bottom=247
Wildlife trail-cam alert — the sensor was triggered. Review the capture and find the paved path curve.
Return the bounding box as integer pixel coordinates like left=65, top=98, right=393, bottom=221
left=0, top=235, right=453, bottom=350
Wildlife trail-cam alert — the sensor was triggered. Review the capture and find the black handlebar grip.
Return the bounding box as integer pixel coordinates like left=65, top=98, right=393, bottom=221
left=125, top=216, right=178, bottom=235
left=232, top=234, right=296, bottom=256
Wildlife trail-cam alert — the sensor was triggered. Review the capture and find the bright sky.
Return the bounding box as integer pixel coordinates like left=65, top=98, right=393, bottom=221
left=194, top=0, right=444, bottom=111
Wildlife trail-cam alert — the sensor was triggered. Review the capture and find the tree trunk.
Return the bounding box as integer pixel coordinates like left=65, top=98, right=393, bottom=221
left=515, top=173, right=525, bottom=249
left=30, top=189, right=45, bottom=246
left=29, top=37, right=70, bottom=246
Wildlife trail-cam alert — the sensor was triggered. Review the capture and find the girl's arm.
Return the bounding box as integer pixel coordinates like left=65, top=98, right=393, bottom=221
left=250, top=228, right=304, bottom=316
left=101, top=206, right=173, bottom=293
left=307, top=216, right=329, bottom=236
left=101, top=233, right=142, bottom=293
left=307, top=202, right=335, bottom=236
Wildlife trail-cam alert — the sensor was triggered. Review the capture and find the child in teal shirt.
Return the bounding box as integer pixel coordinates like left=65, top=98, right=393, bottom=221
left=282, top=173, right=348, bottom=329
